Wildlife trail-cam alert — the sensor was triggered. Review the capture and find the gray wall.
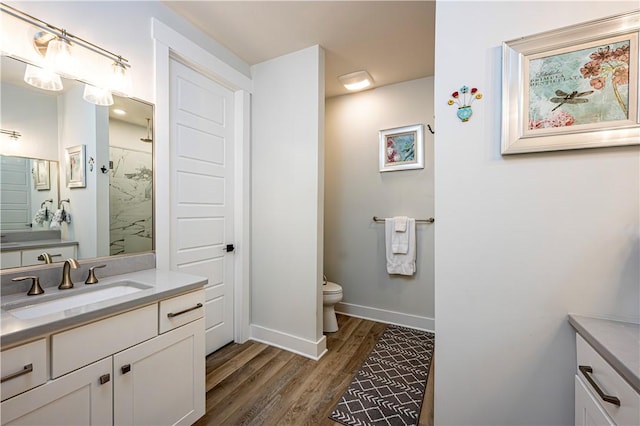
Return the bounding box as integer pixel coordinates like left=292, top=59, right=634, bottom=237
left=250, top=46, right=326, bottom=356
left=434, top=2, right=640, bottom=425
left=325, top=77, right=435, bottom=328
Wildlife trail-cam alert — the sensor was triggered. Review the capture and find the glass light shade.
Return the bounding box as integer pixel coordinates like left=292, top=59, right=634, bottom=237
left=83, top=84, right=114, bottom=106
left=23, top=64, right=63, bottom=91
left=44, top=37, right=77, bottom=78
left=110, top=61, right=132, bottom=97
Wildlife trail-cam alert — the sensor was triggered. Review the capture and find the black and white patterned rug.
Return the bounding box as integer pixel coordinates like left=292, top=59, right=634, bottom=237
left=329, top=325, right=435, bottom=426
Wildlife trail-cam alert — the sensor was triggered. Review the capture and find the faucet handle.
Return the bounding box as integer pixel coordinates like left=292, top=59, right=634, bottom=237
left=85, top=264, right=106, bottom=285
left=12, top=276, right=45, bottom=296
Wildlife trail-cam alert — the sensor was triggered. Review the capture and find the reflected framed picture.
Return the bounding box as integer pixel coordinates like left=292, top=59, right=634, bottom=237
left=379, top=124, right=424, bottom=172
left=501, top=11, right=639, bottom=154
left=33, top=159, right=50, bottom=190
left=65, top=145, right=86, bottom=188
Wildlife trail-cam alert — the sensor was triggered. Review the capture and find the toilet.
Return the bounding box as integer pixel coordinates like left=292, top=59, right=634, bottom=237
left=322, top=278, right=343, bottom=333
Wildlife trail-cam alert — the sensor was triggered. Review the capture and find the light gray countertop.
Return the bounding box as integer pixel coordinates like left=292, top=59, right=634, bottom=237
left=569, top=314, right=640, bottom=394
left=1, top=269, right=207, bottom=347
left=0, top=239, right=78, bottom=252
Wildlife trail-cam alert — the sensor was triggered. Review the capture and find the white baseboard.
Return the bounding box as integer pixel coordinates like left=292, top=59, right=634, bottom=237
left=335, top=302, right=435, bottom=332
left=249, top=324, right=327, bottom=360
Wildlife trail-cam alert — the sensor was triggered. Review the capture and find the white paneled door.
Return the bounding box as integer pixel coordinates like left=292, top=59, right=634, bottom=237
left=170, top=59, right=235, bottom=355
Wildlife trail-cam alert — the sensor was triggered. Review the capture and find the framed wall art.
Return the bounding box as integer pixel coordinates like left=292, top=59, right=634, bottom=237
left=65, top=144, right=86, bottom=188
left=379, top=124, right=424, bottom=172
left=501, top=11, right=639, bottom=154
left=33, top=159, right=50, bottom=190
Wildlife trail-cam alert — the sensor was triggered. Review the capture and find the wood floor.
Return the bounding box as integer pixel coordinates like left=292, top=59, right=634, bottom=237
left=194, top=314, right=434, bottom=426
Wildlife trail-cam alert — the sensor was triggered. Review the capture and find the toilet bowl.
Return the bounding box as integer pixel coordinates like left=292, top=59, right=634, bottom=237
left=322, top=281, right=343, bottom=333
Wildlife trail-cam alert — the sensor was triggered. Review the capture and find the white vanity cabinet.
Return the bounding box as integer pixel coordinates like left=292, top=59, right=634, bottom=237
left=0, top=245, right=77, bottom=268
left=574, top=334, right=640, bottom=426
left=1, top=357, right=113, bottom=425
left=0, top=289, right=205, bottom=426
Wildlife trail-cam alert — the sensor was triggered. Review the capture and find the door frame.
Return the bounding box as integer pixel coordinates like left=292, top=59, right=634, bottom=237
left=152, top=19, right=251, bottom=343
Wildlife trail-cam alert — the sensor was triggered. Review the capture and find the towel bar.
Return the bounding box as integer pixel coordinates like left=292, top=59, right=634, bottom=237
left=373, top=216, right=434, bottom=224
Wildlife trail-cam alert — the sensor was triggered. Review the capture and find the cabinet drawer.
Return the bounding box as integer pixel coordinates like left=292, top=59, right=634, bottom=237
left=159, top=290, right=205, bottom=334
left=1, top=339, right=47, bottom=401
left=21, top=245, right=76, bottom=267
left=0, top=251, right=21, bottom=269
left=51, top=304, right=158, bottom=378
left=577, top=334, right=640, bottom=426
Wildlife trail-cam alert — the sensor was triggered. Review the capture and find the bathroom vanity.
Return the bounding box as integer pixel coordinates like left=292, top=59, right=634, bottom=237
left=0, top=269, right=206, bottom=425
left=569, top=315, right=639, bottom=426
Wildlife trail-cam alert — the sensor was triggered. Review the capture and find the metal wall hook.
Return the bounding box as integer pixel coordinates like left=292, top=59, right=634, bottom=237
left=427, top=124, right=434, bottom=134
left=58, top=198, right=70, bottom=209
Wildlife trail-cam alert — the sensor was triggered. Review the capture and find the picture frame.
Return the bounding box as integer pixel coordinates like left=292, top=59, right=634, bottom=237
left=33, top=159, right=50, bottom=190
left=379, top=124, right=424, bottom=172
left=65, top=144, right=86, bottom=188
left=501, top=11, right=639, bottom=154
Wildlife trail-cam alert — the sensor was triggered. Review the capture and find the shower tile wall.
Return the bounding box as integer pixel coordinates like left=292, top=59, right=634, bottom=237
left=109, top=147, right=152, bottom=255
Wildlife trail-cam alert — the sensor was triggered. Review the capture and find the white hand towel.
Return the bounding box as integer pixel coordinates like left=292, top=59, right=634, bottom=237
left=394, top=215, right=408, bottom=232
left=385, top=218, right=416, bottom=276
left=391, top=216, right=409, bottom=254
left=33, top=207, right=49, bottom=225
left=50, top=209, right=64, bottom=229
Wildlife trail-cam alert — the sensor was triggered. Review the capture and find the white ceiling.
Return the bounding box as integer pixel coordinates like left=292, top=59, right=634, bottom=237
left=163, top=1, right=436, bottom=98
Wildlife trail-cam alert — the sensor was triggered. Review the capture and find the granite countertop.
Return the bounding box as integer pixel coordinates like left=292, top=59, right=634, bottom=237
left=569, top=314, right=640, bottom=394
left=1, top=269, right=207, bottom=347
left=0, top=239, right=79, bottom=252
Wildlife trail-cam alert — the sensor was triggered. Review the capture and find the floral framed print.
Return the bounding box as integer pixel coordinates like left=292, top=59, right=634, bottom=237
left=501, top=11, right=639, bottom=154
left=33, top=159, right=50, bottom=190
left=65, top=145, right=86, bottom=188
left=379, top=124, right=424, bottom=172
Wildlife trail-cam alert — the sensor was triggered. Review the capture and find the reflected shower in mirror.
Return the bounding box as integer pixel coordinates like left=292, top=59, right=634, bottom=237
left=0, top=55, right=154, bottom=269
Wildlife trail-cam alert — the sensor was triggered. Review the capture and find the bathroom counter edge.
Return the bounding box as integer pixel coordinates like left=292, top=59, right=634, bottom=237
left=568, top=314, right=640, bottom=394
left=0, top=269, right=207, bottom=348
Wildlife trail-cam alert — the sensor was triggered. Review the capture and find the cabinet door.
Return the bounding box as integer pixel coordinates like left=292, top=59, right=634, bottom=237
left=575, top=375, right=615, bottom=426
left=1, top=357, right=112, bottom=426
left=21, top=245, right=76, bottom=267
left=0, top=251, right=21, bottom=269
left=113, top=318, right=205, bottom=426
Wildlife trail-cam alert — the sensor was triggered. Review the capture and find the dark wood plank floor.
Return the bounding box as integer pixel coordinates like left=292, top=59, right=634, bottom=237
left=194, top=314, right=434, bottom=426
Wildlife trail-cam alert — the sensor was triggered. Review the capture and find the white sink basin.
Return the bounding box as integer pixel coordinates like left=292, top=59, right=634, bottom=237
left=5, top=281, right=152, bottom=320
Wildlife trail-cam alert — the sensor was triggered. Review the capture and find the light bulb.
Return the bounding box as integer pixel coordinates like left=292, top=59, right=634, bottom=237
left=23, top=64, right=63, bottom=91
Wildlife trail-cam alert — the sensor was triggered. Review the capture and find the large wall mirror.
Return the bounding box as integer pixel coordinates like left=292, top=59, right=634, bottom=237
left=1, top=55, right=154, bottom=270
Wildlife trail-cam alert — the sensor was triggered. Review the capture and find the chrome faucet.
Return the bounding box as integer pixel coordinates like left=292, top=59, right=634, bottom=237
left=59, top=258, right=80, bottom=290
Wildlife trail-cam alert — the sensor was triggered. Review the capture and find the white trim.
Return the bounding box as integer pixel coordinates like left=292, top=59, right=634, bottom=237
left=151, top=18, right=251, bottom=92
left=151, top=18, right=252, bottom=344
left=250, top=324, right=328, bottom=361
left=335, top=302, right=435, bottom=332
left=233, top=90, right=251, bottom=343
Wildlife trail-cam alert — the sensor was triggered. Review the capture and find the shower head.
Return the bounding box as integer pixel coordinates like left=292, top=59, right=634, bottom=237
left=140, top=118, right=152, bottom=143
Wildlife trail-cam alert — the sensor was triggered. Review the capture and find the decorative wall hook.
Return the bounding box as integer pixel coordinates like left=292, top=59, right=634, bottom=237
left=88, top=157, right=95, bottom=172
left=448, top=85, right=482, bottom=122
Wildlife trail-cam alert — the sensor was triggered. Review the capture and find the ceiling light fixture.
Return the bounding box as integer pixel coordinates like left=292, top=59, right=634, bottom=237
left=112, top=108, right=126, bottom=115
left=338, top=70, right=373, bottom=91
left=1, top=2, right=133, bottom=103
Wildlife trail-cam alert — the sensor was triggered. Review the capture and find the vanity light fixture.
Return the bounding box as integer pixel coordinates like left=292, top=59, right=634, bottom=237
left=109, top=59, right=132, bottom=97
left=338, top=70, right=373, bottom=91
left=1, top=129, right=22, bottom=141
left=83, top=84, right=114, bottom=106
left=1, top=2, right=133, bottom=103
left=23, top=63, right=63, bottom=91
